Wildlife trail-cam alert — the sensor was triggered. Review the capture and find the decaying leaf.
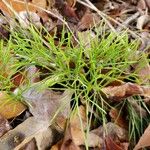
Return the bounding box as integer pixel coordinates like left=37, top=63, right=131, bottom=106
left=0, top=16, right=10, bottom=39
left=0, top=114, right=11, bottom=137
left=66, top=0, right=76, bottom=7
left=23, top=87, right=73, bottom=123
left=0, top=88, right=73, bottom=149
left=59, top=124, right=81, bottom=150
left=105, top=136, right=128, bottom=150
left=0, top=92, right=26, bottom=119
left=0, top=0, right=46, bottom=16
left=102, top=83, right=150, bottom=101
left=17, top=11, right=42, bottom=29
left=19, top=138, right=38, bottom=150
left=77, top=10, right=99, bottom=31
left=0, top=117, right=52, bottom=150
left=35, top=127, right=53, bottom=150
left=137, top=15, right=150, bottom=30
left=32, top=0, right=46, bottom=9
left=51, top=105, right=102, bottom=149
left=109, top=108, right=128, bottom=129
left=134, top=124, right=150, bottom=150
left=137, top=0, right=150, bottom=10
left=91, top=122, right=128, bottom=142
left=0, top=0, right=37, bottom=16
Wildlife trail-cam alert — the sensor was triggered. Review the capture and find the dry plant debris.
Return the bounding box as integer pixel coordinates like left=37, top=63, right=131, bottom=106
left=0, top=0, right=150, bottom=150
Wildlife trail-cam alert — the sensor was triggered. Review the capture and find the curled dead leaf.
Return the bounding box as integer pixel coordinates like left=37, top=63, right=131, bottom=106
left=102, top=83, right=150, bottom=101
left=134, top=124, right=150, bottom=150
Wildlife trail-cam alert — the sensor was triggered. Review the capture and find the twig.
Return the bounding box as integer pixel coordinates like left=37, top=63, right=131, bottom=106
left=117, top=11, right=140, bottom=31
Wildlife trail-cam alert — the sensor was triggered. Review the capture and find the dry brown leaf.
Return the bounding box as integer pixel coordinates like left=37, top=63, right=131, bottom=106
left=0, top=0, right=46, bottom=17
left=23, top=87, right=73, bottom=123
left=51, top=125, right=102, bottom=149
left=60, top=124, right=81, bottom=150
left=91, top=122, right=128, bottom=142
left=0, top=16, right=10, bottom=39
left=137, top=0, right=150, bottom=10
left=66, top=0, right=76, bottom=7
left=70, top=105, right=87, bottom=129
left=0, top=92, right=26, bottom=119
left=17, top=11, right=42, bottom=29
left=137, top=15, right=150, bottom=30
left=0, top=117, right=52, bottom=150
left=105, top=137, right=128, bottom=150
left=19, top=138, right=38, bottom=150
left=12, top=72, right=25, bottom=87
left=102, top=83, right=150, bottom=101
left=109, top=108, right=128, bottom=129
left=137, top=0, right=147, bottom=10
left=0, top=88, right=73, bottom=149
left=0, top=0, right=37, bottom=16
left=62, top=3, right=79, bottom=23
left=51, top=105, right=102, bottom=149
left=134, top=124, right=150, bottom=150
left=77, top=10, right=99, bottom=31
left=32, top=0, right=46, bottom=9
left=0, top=114, right=11, bottom=137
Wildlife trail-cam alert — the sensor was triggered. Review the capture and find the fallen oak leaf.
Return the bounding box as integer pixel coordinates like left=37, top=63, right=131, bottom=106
left=102, top=82, right=150, bottom=101
left=135, top=57, right=150, bottom=84
left=134, top=124, right=150, bottom=150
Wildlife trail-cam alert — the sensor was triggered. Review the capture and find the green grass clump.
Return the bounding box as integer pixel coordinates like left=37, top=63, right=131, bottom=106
left=0, top=25, right=149, bottom=148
